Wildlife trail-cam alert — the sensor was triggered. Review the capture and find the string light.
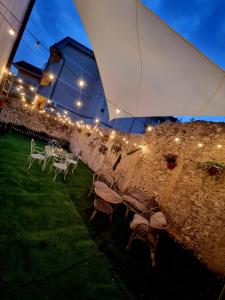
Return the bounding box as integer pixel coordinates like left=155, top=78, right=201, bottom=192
left=30, top=86, right=34, bottom=91
left=8, top=28, right=15, bottom=36
left=64, top=110, right=68, bottom=115
left=175, top=138, right=179, bottom=142
left=217, top=144, right=222, bottom=149
left=47, top=99, right=51, bottom=104
left=78, top=79, right=85, bottom=87
left=125, top=141, right=129, bottom=144
left=116, top=108, right=120, bottom=114
left=76, top=101, right=82, bottom=107
left=49, top=73, right=54, bottom=80
left=198, top=143, right=203, bottom=148
left=18, top=78, right=23, bottom=83
left=95, top=118, right=100, bottom=124
left=146, top=126, right=152, bottom=132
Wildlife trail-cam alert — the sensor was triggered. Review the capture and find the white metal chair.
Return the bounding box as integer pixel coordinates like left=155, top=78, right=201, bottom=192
left=42, top=145, right=59, bottom=170
left=27, top=139, right=46, bottom=169
left=50, top=155, right=69, bottom=181
left=66, top=153, right=79, bottom=173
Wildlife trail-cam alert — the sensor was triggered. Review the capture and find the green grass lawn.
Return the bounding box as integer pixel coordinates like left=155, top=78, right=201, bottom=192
left=0, top=134, right=131, bottom=300
left=0, top=133, right=223, bottom=300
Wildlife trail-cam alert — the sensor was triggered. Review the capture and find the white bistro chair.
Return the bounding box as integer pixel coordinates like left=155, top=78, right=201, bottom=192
left=27, top=139, right=46, bottom=169
left=66, top=153, right=79, bottom=173
left=51, top=156, right=69, bottom=181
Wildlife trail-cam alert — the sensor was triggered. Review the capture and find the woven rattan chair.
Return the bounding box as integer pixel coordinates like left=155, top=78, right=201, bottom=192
left=88, top=172, right=114, bottom=197
left=127, top=212, right=168, bottom=268
left=89, top=198, right=114, bottom=224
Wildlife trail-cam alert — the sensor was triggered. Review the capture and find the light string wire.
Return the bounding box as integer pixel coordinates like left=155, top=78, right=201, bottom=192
left=2, top=0, right=225, bottom=120
left=1, top=2, right=162, bottom=131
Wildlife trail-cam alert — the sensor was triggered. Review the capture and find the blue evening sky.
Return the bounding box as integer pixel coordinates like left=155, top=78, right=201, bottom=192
left=14, top=0, right=225, bottom=122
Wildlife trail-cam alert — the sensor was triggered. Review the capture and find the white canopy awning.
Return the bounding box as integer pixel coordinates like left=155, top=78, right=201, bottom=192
left=74, top=0, right=225, bottom=119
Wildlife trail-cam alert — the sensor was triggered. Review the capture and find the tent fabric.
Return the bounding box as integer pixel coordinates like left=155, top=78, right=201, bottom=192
left=74, top=0, right=225, bottom=118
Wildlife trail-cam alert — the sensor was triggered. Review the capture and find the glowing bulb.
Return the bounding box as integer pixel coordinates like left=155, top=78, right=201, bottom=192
left=8, top=28, right=15, bottom=36
left=95, top=118, right=99, bottom=123
left=175, top=138, right=179, bottom=142
left=18, top=78, right=22, bottom=83
left=123, top=138, right=126, bottom=142
left=133, top=143, right=137, bottom=146
left=49, top=73, right=54, bottom=80
left=47, top=99, right=51, bottom=104
left=116, top=108, right=120, bottom=114
left=125, top=141, right=129, bottom=144
left=147, top=126, right=152, bottom=132
left=64, top=110, right=68, bottom=115
left=217, top=144, right=222, bottom=149
left=30, top=86, right=34, bottom=91
left=110, top=135, right=114, bottom=139
left=198, top=143, right=203, bottom=148
left=111, top=130, right=115, bottom=135
left=76, top=101, right=82, bottom=107
left=78, top=79, right=85, bottom=87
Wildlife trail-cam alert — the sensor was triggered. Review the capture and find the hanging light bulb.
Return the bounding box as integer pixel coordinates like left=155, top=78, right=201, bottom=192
left=146, top=126, right=152, bottom=132
left=116, top=108, right=120, bottom=114
left=76, top=100, right=82, bottom=107
left=78, top=79, right=85, bottom=87
left=49, top=73, right=54, bottom=80
left=95, top=118, right=100, bottom=124
left=8, top=28, right=15, bottom=36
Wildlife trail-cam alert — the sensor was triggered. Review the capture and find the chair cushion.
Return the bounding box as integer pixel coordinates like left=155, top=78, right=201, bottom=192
left=149, top=212, right=168, bottom=229
left=53, top=163, right=67, bottom=170
left=93, top=181, right=108, bottom=189
left=130, top=214, right=149, bottom=230
left=31, top=153, right=45, bottom=160
left=122, top=195, right=147, bottom=213
left=123, top=187, right=156, bottom=210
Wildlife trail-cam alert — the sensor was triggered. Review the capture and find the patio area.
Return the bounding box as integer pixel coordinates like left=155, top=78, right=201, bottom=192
left=0, top=133, right=222, bottom=300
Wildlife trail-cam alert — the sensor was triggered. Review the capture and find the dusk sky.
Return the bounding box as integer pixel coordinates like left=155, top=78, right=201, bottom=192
left=14, top=0, right=225, bottom=122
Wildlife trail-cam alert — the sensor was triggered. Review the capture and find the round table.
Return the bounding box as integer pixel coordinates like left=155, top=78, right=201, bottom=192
left=94, top=184, right=122, bottom=204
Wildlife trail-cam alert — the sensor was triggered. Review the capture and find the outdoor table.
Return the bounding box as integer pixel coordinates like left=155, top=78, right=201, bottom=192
left=90, top=185, right=122, bottom=224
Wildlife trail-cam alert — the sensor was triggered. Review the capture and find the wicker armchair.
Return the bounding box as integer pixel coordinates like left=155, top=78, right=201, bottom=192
left=122, top=187, right=160, bottom=218
left=127, top=212, right=168, bottom=267
left=88, top=172, right=114, bottom=196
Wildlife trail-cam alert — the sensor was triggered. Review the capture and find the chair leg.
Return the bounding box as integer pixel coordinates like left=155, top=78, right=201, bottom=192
left=109, top=214, right=113, bottom=225
left=64, top=169, right=68, bottom=180
left=89, top=209, right=97, bottom=221
left=126, top=232, right=135, bottom=250
left=124, top=206, right=129, bottom=219
left=53, top=168, right=59, bottom=181
left=27, top=158, right=34, bottom=169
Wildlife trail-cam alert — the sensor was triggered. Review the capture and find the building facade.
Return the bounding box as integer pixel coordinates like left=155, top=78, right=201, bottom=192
left=0, top=0, right=35, bottom=92
left=12, top=60, right=42, bottom=101
left=38, top=37, right=176, bottom=133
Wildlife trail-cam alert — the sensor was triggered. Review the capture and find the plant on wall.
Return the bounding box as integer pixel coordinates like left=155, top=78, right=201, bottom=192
left=200, top=161, right=225, bottom=179
left=99, top=144, right=108, bottom=155
left=111, top=143, right=122, bottom=155
left=163, top=153, right=177, bottom=169
left=85, top=132, right=92, bottom=137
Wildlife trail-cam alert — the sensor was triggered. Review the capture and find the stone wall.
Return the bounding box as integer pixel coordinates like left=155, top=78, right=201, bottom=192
left=0, top=98, right=71, bottom=141
left=70, top=122, right=225, bottom=277
left=1, top=99, right=225, bottom=276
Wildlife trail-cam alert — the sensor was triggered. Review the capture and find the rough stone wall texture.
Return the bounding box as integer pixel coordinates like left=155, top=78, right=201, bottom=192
left=1, top=99, right=225, bottom=276
left=70, top=122, right=225, bottom=277
left=0, top=98, right=71, bottom=141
